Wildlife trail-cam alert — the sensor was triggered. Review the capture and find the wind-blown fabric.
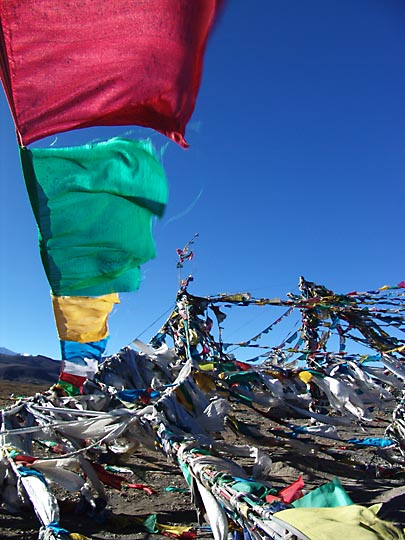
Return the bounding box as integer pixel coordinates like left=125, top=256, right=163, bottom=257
left=60, top=339, right=109, bottom=364
left=58, top=338, right=110, bottom=395
left=21, top=137, right=168, bottom=296
left=273, top=504, right=404, bottom=540
left=52, top=293, right=119, bottom=343
left=0, top=0, right=222, bottom=147
left=291, top=478, right=353, bottom=509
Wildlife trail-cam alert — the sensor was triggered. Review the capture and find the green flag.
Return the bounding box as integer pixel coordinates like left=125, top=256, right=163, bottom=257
left=21, top=137, right=168, bottom=296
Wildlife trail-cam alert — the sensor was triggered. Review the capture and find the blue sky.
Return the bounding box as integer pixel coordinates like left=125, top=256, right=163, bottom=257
left=0, top=0, right=404, bottom=360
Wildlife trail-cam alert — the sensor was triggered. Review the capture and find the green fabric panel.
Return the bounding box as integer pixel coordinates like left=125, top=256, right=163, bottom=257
left=20, top=138, right=168, bottom=296
left=222, top=371, right=261, bottom=384
left=133, top=514, right=158, bottom=534
left=232, top=480, right=274, bottom=498
left=56, top=380, right=80, bottom=396
left=292, top=477, right=353, bottom=509
left=177, top=457, right=192, bottom=486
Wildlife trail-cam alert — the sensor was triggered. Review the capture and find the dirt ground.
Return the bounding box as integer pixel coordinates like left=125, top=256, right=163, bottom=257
left=1, top=380, right=405, bottom=539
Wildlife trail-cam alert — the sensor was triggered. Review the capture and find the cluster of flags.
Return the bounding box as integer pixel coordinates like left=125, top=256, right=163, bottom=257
left=0, top=0, right=223, bottom=393
left=2, top=277, right=405, bottom=540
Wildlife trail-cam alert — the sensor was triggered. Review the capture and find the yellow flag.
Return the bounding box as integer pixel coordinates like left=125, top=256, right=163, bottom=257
left=157, top=522, right=193, bottom=536
left=299, top=371, right=313, bottom=384
left=52, top=293, right=119, bottom=343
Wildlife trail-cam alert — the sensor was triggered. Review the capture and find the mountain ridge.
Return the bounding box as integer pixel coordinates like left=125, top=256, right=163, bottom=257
left=0, top=350, right=60, bottom=384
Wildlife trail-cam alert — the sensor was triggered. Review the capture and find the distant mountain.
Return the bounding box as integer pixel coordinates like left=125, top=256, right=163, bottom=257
left=0, top=346, right=18, bottom=355
left=0, top=349, right=60, bottom=384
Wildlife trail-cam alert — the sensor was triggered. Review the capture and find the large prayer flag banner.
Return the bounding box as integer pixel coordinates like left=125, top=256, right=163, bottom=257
left=20, top=137, right=168, bottom=296
left=0, top=0, right=223, bottom=147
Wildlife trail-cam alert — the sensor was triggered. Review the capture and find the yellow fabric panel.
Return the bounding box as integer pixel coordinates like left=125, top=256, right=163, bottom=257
left=274, top=504, right=404, bottom=540
left=199, top=362, right=215, bottom=372
left=52, top=293, right=120, bottom=343
left=156, top=523, right=193, bottom=536
left=299, top=371, right=313, bottom=384
left=193, top=371, right=216, bottom=392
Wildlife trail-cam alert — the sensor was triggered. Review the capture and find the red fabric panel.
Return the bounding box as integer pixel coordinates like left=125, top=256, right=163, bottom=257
left=278, top=475, right=305, bottom=504
left=0, top=0, right=223, bottom=147
left=58, top=371, right=86, bottom=388
left=91, top=462, right=125, bottom=490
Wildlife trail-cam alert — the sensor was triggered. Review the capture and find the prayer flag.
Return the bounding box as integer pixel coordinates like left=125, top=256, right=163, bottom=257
left=0, top=0, right=223, bottom=146
left=21, top=137, right=168, bottom=296
left=52, top=294, right=119, bottom=343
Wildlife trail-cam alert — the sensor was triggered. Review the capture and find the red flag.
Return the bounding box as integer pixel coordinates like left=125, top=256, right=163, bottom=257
left=0, top=0, right=223, bottom=147
left=278, top=475, right=305, bottom=504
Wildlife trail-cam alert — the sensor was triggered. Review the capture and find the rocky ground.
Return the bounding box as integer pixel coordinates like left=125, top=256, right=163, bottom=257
left=1, top=380, right=405, bottom=539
